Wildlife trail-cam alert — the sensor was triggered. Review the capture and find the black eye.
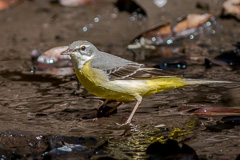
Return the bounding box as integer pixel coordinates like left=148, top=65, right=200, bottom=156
left=81, top=46, right=86, bottom=51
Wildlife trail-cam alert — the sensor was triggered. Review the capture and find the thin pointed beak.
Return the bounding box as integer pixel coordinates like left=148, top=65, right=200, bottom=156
left=61, top=49, right=73, bottom=55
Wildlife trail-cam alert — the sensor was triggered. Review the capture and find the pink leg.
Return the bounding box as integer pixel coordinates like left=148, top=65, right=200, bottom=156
left=125, top=95, right=142, bottom=124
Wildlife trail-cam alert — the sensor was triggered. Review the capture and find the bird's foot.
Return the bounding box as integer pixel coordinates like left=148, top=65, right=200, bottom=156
left=116, top=118, right=133, bottom=126
left=116, top=122, right=133, bottom=127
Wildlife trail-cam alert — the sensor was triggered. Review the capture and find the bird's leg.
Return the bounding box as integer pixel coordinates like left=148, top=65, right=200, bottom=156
left=97, top=99, right=120, bottom=117
left=105, top=101, right=124, bottom=115
left=95, top=99, right=110, bottom=118
left=125, top=95, right=142, bottom=124
left=97, top=99, right=109, bottom=110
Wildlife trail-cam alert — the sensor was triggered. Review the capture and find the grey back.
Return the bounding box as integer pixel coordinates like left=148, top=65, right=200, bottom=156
left=91, top=51, right=138, bottom=70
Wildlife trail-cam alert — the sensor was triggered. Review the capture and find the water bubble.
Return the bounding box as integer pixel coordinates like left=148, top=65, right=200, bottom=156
left=82, top=26, right=88, bottom=32
left=47, top=59, right=54, bottom=64
left=37, top=57, right=44, bottom=63
left=206, top=21, right=211, bottom=27
left=30, top=66, right=36, bottom=74
left=138, top=14, right=143, bottom=19
left=130, top=16, right=136, bottom=21
left=152, top=37, right=156, bottom=42
left=94, top=17, right=99, bottom=23
left=154, top=0, right=167, bottom=8
left=166, top=39, right=173, bottom=45
left=189, top=35, right=194, bottom=39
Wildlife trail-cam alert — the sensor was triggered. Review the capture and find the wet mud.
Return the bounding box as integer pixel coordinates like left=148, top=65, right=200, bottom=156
left=0, top=0, right=240, bottom=159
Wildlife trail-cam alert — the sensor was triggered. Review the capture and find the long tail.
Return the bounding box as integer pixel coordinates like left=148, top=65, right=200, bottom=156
left=185, top=79, right=232, bottom=85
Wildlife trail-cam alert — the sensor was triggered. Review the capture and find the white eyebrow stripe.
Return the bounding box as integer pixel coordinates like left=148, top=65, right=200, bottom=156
left=80, top=45, right=90, bottom=48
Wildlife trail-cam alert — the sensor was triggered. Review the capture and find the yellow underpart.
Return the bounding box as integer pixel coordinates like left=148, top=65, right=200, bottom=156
left=75, top=60, right=189, bottom=101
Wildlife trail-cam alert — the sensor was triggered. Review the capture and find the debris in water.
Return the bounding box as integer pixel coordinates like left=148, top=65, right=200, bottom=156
left=173, top=14, right=212, bottom=37
left=191, top=107, right=240, bottom=118
left=205, top=42, right=240, bottom=70
left=153, top=56, right=187, bottom=70
left=42, top=142, right=88, bottom=157
left=146, top=139, right=199, bottom=160
left=128, top=13, right=213, bottom=48
left=31, top=46, right=74, bottom=76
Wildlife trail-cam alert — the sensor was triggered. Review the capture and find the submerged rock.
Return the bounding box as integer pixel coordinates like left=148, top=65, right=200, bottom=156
left=146, top=139, right=199, bottom=160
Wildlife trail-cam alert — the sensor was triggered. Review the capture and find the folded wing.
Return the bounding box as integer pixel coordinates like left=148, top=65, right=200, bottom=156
left=104, top=63, right=181, bottom=81
left=91, top=51, right=181, bottom=81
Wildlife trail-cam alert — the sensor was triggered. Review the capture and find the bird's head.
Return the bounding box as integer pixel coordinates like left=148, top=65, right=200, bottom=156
left=61, top=40, right=98, bottom=69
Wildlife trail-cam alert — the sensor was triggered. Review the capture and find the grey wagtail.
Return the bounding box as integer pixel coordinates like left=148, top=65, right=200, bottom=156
left=61, top=40, right=231, bottom=124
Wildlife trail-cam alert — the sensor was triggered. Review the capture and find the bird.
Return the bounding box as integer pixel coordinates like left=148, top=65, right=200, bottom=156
left=61, top=40, right=230, bottom=124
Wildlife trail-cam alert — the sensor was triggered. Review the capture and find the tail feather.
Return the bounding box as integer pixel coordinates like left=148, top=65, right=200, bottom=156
left=185, top=79, right=232, bottom=85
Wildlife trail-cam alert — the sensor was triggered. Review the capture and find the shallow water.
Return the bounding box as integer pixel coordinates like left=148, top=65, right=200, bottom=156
left=0, top=0, right=240, bottom=159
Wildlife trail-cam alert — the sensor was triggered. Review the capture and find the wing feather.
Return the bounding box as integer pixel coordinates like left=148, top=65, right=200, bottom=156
left=90, top=51, right=181, bottom=81
left=104, top=63, right=181, bottom=80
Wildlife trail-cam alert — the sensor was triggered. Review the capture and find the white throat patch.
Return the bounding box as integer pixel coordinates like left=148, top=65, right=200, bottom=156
left=71, top=53, right=92, bottom=71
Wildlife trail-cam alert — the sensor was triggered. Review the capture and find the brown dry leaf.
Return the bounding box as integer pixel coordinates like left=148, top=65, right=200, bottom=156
left=0, top=0, right=22, bottom=11
left=222, top=0, right=240, bottom=20
left=192, top=107, right=240, bottom=117
left=0, top=1, right=8, bottom=11
left=173, top=13, right=212, bottom=33
left=144, top=22, right=172, bottom=39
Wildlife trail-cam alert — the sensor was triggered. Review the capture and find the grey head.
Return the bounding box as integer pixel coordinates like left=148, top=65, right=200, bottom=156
left=62, top=40, right=140, bottom=71
left=66, top=40, right=99, bottom=57
left=62, top=40, right=99, bottom=69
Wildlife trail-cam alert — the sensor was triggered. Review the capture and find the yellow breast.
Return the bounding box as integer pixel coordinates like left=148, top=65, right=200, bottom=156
left=75, top=60, right=136, bottom=101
